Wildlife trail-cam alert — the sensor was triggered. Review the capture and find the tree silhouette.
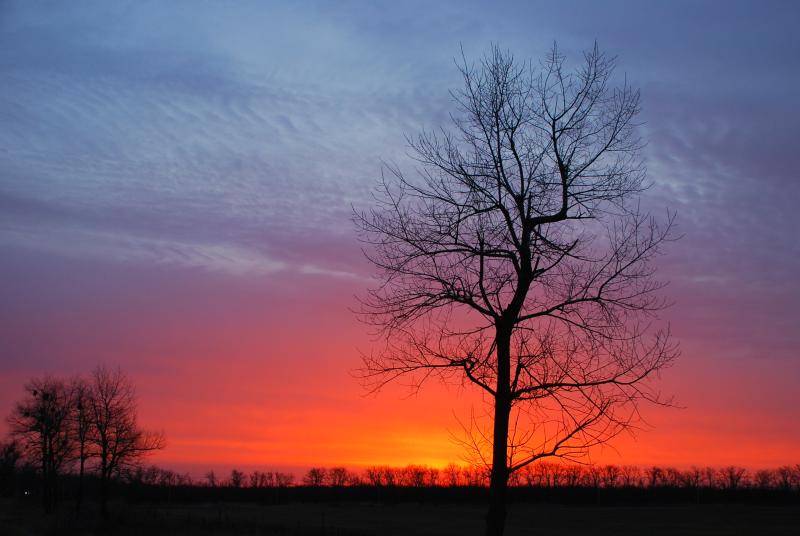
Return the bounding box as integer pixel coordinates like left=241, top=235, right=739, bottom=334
left=303, top=467, right=327, bottom=487
left=230, top=468, right=246, bottom=488
left=86, top=366, right=164, bottom=516
left=328, top=466, right=350, bottom=486
left=7, top=377, right=74, bottom=512
left=355, top=43, right=677, bottom=536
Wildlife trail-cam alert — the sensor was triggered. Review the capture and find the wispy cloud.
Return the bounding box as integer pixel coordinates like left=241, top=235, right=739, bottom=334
left=0, top=2, right=457, bottom=278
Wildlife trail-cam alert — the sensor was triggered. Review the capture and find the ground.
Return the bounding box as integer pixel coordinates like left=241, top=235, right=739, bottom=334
left=2, top=500, right=799, bottom=535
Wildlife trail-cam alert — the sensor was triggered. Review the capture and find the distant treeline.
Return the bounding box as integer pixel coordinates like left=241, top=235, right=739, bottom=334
left=4, top=450, right=800, bottom=508
left=125, top=463, right=800, bottom=506
left=140, top=462, right=800, bottom=491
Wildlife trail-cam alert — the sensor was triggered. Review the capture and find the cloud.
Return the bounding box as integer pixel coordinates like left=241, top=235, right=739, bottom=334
left=0, top=224, right=287, bottom=276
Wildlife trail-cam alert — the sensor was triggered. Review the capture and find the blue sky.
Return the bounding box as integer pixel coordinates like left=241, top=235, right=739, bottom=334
left=2, top=1, right=798, bottom=280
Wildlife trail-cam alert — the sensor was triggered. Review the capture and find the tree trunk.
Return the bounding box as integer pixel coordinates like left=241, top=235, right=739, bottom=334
left=485, top=325, right=513, bottom=536
left=100, top=454, right=108, bottom=518
left=76, top=454, right=84, bottom=515
left=41, top=446, right=50, bottom=513
left=485, top=398, right=511, bottom=536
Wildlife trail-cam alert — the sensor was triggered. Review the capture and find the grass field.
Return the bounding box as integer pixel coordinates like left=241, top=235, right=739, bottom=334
left=2, top=500, right=799, bottom=535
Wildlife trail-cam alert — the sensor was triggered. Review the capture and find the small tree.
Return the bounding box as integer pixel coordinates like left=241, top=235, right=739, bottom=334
left=403, top=464, right=428, bottom=487
left=86, top=366, right=164, bottom=516
left=647, top=466, right=664, bottom=488
left=719, top=466, right=747, bottom=490
left=261, top=471, right=276, bottom=487
left=443, top=463, right=460, bottom=487
left=427, top=466, right=440, bottom=487
left=303, top=467, right=327, bottom=487
left=274, top=472, right=294, bottom=487
left=620, top=465, right=641, bottom=487
left=355, top=43, right=676, bottom=536
left=681, top=466, right=702, bottom=489
left=230, top=469, right=245, bottom=488
left=601, top=465, right=620, bottom=488
left=328, top=466, right=350, bottom=487
left=365, top=466, right=384, bottom=487
left=753, top=469, right=776, bottom=489
left=7, top=377, right=74, bottom=512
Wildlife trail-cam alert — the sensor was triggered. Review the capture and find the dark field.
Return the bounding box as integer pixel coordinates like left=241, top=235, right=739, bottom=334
left=2, top=500, right=799, bottom=536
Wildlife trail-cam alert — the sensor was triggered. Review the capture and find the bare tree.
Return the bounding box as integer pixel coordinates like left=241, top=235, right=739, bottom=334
left=274, top=472, right=294, bottom=487
left=754, top=469, right=776, bottom=489
left=443, top=463, right=460, bottom=486
left=86, top=366, right=164, bottom=516
left=261, top=471, right=276, bottom=487
left=719, top=466, right=748, bottom=490
left=365, top=466, right=384, bottom=487
left=230, top=468, right=245, bottom=488
left=620, top=465, right=641, bottom=487
left=701, top=466, right=718, bottom=488
left=328, top=466, right=350, bottom=487
left=681, top=466, right=702, bottom=489
left=778, top=465, right=800, bottom=491
left=427, top=466, right=440, bottom=487
left=601, top=464, right=620, bottom=488
left=303, top=467, right=327, bottom=487
left=7, top=377, right=74, bottom=512
left=584, top=465, right=603, bottom=488
left=646, top=466, right=664, bottom=488
left=355, top=43, right=676, bottom=536
left=403, top=464, right=428, bottom=487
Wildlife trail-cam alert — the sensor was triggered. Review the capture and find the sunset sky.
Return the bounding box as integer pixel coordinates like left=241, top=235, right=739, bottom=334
left=1, top=1, right=799, bottom=476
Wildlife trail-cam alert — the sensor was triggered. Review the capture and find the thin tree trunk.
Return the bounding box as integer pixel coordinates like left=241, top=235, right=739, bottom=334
left=76, top=454, right=84, bottom=515
left=100, top=474, right=108, bottom=518
left=42, top=440, right=52, bottom=513
left=100, top=455, right=108, bottom=518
